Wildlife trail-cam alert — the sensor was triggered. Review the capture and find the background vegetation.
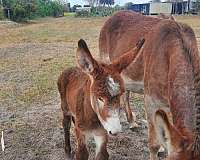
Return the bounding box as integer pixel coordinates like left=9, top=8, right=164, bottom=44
left=197, top=0, right=200, bottom=14
left=0, top=6, right=4, bottom=20
left=1, top=0, right=65, bottom=22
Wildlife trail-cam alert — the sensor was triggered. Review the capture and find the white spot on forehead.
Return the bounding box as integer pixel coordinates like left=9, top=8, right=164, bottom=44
left=106, top=75, right=120, bottom=97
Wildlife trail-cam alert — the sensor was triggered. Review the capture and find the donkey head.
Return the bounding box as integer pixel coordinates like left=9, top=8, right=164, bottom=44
left=155, top=110, right=200, bottom=160
left=76, top=39, right=144, bottom=135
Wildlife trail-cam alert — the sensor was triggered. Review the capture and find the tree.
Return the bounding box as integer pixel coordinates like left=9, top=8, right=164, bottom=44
left=84, top=0, right=97, bottom=7
left=1, top=0, right=65, bottom=21
left=196, top=0, right=200, bottom=14
left=99, top=0, right=114, bottom=6
left=124, top=2, right=133, bottom=10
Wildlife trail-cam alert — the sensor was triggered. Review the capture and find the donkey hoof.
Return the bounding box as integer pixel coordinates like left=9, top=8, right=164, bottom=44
left=157, top=146, right=166, bottom=158
left=65, top=155, right=72, bottom=160
left=129, top=121, right=139, bottom=130
left=65, top=152, right=73, bottom=160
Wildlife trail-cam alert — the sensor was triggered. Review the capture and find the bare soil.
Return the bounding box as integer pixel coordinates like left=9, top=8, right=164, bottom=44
left=0, top=15, right=200, bottom=160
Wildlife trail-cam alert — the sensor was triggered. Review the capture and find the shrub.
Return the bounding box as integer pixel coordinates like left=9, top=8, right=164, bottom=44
left=0, top=7, right=4, bottom=20
left=196, top=0, right=200, bottom=14
left=50, top=1, right=64, bottom=17
left=2, top=0, right=64, bottom=22
left=90, top=7, right=116, bottom=17
left=12, top=4, right=26, bottom=22
left=75, top=10, right=90, bottom=17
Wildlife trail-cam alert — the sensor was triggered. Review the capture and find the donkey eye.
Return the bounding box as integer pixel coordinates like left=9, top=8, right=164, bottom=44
left=98, top=97, right=104, bottom=102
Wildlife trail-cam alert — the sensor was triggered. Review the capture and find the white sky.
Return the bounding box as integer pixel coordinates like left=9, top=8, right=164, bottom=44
left=69, top=0, right=151, bottom=6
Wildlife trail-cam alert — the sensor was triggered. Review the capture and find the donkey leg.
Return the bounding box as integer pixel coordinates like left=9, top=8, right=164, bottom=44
left=63, top=114, right=72, bottom=159
left=93, top=129, right=109, bottom=160
left=75, top=127, right=89, bottom=160
left=148, top=121, right=160, bottom=160
left=123, top=90, right=138, bottom=129
left=60, top=100, right=72, bottom=159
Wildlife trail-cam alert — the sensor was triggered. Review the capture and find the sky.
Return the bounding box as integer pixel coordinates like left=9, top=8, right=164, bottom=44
left=68, top=0, right=151, bottom=6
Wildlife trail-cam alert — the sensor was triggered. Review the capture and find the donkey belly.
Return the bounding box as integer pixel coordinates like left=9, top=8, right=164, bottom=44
left=122, top=73, right=144, bottom=94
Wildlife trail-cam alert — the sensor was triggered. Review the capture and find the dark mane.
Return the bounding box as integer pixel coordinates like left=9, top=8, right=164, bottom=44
left=178, top=22, right=200, bottom=158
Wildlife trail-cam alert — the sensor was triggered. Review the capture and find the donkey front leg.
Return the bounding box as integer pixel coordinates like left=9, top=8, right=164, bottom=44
left=62, top=103, right=72, bottom=159
left=122, top=90, right=138, bottom=129
left=75, top=127, right=89, bottom=160
left=63, top=115, right=72, bottom=159
left=148, top=121, right=161, bottom=160
left=93, top=130, right=109, bottom=160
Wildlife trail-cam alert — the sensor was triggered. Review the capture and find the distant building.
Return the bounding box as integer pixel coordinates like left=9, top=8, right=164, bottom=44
left=129, top=3, right=150, bottom=15
left=127, top=0, right=197, bottom=15
left=171, top=0, right=197, bottom=14
left=128, top=2, right=172, bottom=15
left=75, top=5, right=91, bottom=13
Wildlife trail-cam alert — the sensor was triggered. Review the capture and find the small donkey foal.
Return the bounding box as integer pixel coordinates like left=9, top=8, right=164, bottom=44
left=57, top=38, right=145, bottom=160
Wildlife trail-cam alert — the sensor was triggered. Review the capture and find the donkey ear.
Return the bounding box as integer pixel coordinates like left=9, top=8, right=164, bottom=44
left=76, top=39, right=98, bottom=74
left=155, top=110, right=188, bottom=153
left=111, top=38, right=145, bottom=73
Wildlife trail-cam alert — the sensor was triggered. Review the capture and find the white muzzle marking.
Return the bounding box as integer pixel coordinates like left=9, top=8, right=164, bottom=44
left=102, top=109, right=122, bottom=134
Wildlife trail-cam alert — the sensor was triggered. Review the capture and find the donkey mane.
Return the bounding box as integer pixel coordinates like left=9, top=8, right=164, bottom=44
left=176, top=22, right=200, bottom=157
left=151, top=20, right=200, bottom=157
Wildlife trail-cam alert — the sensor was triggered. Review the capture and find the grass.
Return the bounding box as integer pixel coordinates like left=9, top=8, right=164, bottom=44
left=0, top=16, right=107, bottom=46
left=0, top=16, right=107, bottom=108
left=0, top=15, right=200, bottom=108
left=64, top=12, right=75, bottom=17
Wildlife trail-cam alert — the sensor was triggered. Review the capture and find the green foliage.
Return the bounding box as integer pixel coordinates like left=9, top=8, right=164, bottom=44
left=0, top=6, right=4, bottom=20
left=91, top=6, right=119, bottom=17
left=75, top=6, right=121, bottom=18
left=196, top=0, right=200, bottom=14
left=1, top=0, right=64, bottom=22
left=36, top=0, right=64, bottom=17
left=12, top=4, right=26, bottom=21
left=99, top=0, right=114, bottom=6
left=75, top=10, right=90, bottom=17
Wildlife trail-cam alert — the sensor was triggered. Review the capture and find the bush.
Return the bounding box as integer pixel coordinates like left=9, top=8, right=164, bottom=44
left=196, top=0, right=200, bottom=14
left=36, top=0, right=63, bottom=18
left=0, top=7, right=4, bottom=20
left=90, top=7, right=117, bottom=17
left=75, top=10, right=90, bottom=17
left=2, top=0, right=64, bottom=22
left=12, top=4, right=26, bottom=22
left=50, top=1, right=64, bottom=17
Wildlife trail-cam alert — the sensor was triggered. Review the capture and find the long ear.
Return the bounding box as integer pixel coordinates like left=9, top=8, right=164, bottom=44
left=76, top=39, right=98, bottom=74
left=111, top=38, right=145, bottom=73
left=155, top=110, right=188, bottom=154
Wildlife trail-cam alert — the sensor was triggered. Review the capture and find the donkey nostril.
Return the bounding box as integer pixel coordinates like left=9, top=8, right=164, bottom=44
left=109, top=131, right=112, bottom=134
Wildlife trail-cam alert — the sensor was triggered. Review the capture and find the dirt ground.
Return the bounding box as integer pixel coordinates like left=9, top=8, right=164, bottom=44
left=0, top=15, right=200, bottom=160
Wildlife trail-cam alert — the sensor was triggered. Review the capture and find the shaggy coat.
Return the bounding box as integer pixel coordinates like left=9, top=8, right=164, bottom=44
left=99, top=11, right=200, bottom=159
left=57, top=38, right=144, bottom=160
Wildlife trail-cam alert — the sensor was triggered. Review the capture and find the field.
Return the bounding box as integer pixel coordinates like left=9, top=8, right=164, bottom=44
left=0, top=15, right=200, bottom=160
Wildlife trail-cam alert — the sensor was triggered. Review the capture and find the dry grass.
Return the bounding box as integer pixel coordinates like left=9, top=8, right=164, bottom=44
left=0, top=15, right=200, bottom=160
left=0, top=17, right=107, bottom=48
left=0, top=15, right=200, bottom=115
left=0, top=16, right=107, bottom=108
left=0, top=15, right=199, bottom=108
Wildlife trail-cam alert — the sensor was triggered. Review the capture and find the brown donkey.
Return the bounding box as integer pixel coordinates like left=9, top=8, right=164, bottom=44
left=142, top=20, right=200, bottom=159
left=57, top=38, right=145, bottom=160
left=100, top=10, right=200, bottom=159
left=99, top=11, right=165, bottom=129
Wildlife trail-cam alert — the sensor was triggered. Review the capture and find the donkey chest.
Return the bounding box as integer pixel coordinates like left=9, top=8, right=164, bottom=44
left=67, top=87, right=101, bottom=130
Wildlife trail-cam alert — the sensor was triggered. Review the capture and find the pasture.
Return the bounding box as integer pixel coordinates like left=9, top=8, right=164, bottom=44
left=0, top=15, right=200, bottom=160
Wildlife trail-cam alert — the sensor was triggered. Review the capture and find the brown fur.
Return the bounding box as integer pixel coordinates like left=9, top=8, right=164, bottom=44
left=57, top=38, right=144, bottom=159
left=99, top=11, right=200, bottom=159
